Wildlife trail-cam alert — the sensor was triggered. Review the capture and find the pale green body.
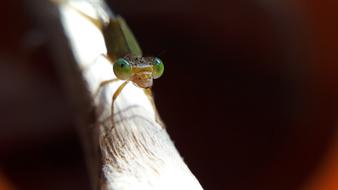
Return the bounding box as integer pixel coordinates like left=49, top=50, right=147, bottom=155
left=103, top=16, right=143, bottom=61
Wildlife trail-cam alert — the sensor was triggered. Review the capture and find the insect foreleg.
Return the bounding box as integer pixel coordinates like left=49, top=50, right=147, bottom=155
left=112, top=80, right=130, bottom=109
left=94, top=79, right=120, bottom=98
left=144, top=88, right=165, bottom=127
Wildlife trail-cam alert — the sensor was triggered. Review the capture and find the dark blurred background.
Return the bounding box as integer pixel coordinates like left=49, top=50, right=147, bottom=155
left=0, top=0, right=337, bottom=190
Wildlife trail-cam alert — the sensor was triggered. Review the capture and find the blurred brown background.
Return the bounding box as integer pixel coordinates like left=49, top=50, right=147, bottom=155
left=0, top=0, right=337, bottom=190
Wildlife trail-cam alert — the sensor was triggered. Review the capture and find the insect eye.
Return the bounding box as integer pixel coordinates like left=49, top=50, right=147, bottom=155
left=113, top=58, right=132, bottom=80
left=152, top=57, right=164, bottom=79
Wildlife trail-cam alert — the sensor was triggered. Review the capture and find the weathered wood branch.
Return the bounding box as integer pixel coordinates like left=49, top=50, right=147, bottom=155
left=34, top=0, right=203, bottom=189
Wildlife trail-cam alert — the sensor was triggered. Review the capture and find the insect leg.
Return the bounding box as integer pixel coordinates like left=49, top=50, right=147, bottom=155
left=112, top=80, right=130, bottom=107
left=144, top=88, right=165, bottom=127
left=95, top=80, right=128, bottom=131
left=94, top=79, right=120, bottom=98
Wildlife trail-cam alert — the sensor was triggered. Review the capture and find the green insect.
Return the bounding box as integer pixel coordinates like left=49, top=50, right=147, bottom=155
left=100, top=16, right=164, bottom=100
left=62, top=2, right=164, bottom=107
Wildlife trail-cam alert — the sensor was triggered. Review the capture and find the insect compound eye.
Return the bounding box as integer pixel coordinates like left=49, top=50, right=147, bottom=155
left=152, top=57, right=164, bottom=79
left=113, top=58, right=132, bottom=80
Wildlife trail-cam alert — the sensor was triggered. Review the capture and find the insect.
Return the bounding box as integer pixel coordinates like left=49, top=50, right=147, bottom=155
left=60, top=1, right=164, bottom=109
